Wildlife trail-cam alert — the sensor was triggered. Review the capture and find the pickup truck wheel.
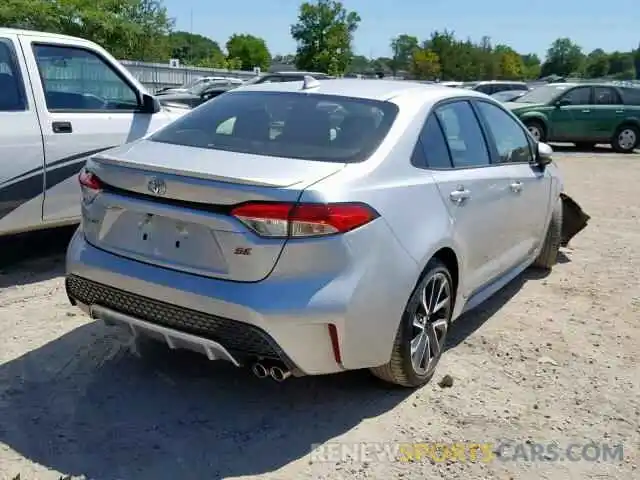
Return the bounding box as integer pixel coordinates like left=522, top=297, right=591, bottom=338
left=525, top=120, right=546, bottom=142
left=370, top=258, right=453, bottom=388
left=532, top=197, right=563, bottom=270
left=611, top=125, right=639, bottom=153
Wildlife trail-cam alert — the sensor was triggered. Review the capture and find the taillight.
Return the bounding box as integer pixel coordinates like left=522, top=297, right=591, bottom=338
left=78, top=169, right=102, bottom=191
left=79, top=169, right=102, bottom=204
left=230, top=202, right=379, bottom=238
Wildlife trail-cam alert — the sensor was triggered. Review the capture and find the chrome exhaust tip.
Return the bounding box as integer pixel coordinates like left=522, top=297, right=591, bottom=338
left=251, top=362, right=269, bottom=379
left=270, top=365, right=292, bottom=382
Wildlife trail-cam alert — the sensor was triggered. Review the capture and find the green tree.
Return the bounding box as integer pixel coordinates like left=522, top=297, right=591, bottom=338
left=290, top=0, right=361, bottom=75
left=390, top=34, right=419, bottom=75
left=634, top=43, right=640, bottom=79
left=410, top=48, right=441, bottom=80
left=521, top=53, right=541, bottom=79
left=584, top=49, right=610, bottom=78
left=347, top=55, right=370, bottom=74
left=607, top=51, right=634, bottom=77
left=226, top=34, right=271, bottom=71
left=0, top=0, right=173, bottom=61
left=496, top=48, right=525, bottom=79
left=541, top=38, right=585, bottom=77
left=168, top=31, right=223, bottom=65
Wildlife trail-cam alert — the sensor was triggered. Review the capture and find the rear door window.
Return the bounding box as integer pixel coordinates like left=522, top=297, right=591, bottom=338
left=593, top=87, right=621, bottom=105
left=0, top=38, right=27, bottom=111
left=151, top=91, right=398, bottom=163
left=434, top=100, right=491, bottom=168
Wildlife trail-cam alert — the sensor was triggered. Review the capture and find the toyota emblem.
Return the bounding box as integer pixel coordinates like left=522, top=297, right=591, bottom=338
left=147, top=177, right=167, bottom=196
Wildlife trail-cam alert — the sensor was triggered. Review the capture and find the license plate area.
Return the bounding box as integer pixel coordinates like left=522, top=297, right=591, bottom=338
left=98, top=210, right=228, bottom=273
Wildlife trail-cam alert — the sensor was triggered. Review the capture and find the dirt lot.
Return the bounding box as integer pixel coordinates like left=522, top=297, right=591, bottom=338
left=1, top=152, right=639, bottom=480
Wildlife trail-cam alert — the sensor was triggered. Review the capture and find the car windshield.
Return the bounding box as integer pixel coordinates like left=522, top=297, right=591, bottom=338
left=150, top=91, right=398, bottom=163
left=514, top=85, right=571, bottom=104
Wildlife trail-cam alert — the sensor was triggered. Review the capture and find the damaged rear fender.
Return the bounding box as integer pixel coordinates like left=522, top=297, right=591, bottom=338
left=559, top=193, right=590, bottom=247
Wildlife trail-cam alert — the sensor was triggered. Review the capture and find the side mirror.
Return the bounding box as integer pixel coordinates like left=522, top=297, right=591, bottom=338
left=141, top=93, right=161, bottom=114
left=555, top=99, right=571, bottom=108
left=536, top=142, right=553, bottom=167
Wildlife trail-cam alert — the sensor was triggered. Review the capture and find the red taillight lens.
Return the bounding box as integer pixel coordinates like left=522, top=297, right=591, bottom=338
left=230, top=202, right=379, bottom=238
left=78, top=169, right=102, bottom=191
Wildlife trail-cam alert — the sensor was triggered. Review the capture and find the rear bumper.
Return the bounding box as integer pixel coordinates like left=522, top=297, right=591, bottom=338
left=65, top=223, right=418, bottom=375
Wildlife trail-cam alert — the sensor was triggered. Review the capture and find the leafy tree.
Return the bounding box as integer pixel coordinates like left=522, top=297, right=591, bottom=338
left=226, top=34, right=271, bottom=71
left=290, top=0, right=361, bottom=75
left=521, top=53, right=541, bottom=79
left=607, top=51, right=634, bottom=77
left=347, top=55, right=370, bottom=74
left=410, top=48, right=441, bottom=80
left=390, top=34, right=419, bottom=75
left=541, top=38, right=585, bottom=77
left=168, top=31, right=223, bottom=65
left=634, top=43, right=640, bottom=79
left=0, top=0, right=173, bottom=61
left=584, top=49, right=610, bottom=78
left=497, top=49, right=524, bottom=79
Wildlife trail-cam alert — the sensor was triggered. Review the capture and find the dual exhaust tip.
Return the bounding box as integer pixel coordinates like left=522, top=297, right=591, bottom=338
left=251, top=361, right=292, bottom=382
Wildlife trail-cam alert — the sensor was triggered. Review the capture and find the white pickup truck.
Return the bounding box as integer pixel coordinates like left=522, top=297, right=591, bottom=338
left=0, top=28, right=187, bottom=237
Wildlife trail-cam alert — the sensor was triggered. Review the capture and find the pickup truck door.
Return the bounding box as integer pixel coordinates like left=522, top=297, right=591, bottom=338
left=17, top=34, right=170, bottom=222
left=0, top=35, right=46, bottom=235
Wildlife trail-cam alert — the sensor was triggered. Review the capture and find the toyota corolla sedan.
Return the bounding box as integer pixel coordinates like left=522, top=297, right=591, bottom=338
left=66, top=77, right=579, bottom=387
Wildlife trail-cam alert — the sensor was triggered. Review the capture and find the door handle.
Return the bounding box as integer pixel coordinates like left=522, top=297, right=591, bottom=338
left=510, top=181, right=523, bottom=193
left=52, top=121, right=73, bottom=133
left=615, top=110, right=624, bottom=114
left=449, top=186, right=470, bottom=204
left=581, top=109, right=590, bottom=113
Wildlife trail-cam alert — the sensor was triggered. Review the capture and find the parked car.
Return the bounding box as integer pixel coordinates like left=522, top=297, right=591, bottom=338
left=244, top=71, right=335, bottom=84
left=0, top=28, right=187, bottom=237
left=491, top=89, right=528, bottom=103
left=505, top=83, right=640, bottom=153
left=463, top=81, right=529, bottom=95
left=156, top=82, right=237, bottom=108
left=66, top=78, right=588, bottom=387
left=156, top=76, right=242, bottom=94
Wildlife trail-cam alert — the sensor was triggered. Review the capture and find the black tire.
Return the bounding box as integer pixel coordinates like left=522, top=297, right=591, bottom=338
left=574, top=142, right=595, bottom=150
left=370, top=258, right=454, bottom=387
left=525, top=120, right=546, bottom=143
left=532, top=197, right=563, bottom=270
left=611, top=124, right=639, bottom=153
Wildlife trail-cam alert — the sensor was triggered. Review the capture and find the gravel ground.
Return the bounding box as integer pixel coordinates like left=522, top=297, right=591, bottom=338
left=0, top=151, right=639, bottom=480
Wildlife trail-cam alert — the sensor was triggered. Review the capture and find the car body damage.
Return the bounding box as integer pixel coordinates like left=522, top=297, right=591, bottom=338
left=560, top=193, right=590, bottom=247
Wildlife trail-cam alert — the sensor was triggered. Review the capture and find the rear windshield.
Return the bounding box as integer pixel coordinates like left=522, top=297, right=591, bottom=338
left=150, top=91, right=399, bottom=163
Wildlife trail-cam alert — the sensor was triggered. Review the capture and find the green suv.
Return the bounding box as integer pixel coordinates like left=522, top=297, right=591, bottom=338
left=504, top=83, right=640, bottom=153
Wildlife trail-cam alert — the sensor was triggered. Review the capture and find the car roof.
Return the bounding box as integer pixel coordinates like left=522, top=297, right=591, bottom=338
left=232, top=78, right=489, bottom=102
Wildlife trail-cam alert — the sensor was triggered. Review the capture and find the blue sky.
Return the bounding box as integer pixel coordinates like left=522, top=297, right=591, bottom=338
left=164, top=0, right=638, bottom=60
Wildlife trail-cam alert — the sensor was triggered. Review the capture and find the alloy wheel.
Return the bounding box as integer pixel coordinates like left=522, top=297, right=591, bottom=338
left=410, top=272, right=452, bottom=375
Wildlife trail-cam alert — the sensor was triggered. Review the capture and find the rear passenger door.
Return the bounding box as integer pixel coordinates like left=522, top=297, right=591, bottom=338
left=0, top=36, right=45, bottom=234
left=417, top=100, right=515, bottom=299
left=590, top=86, right=626, bottom=140
left=473, top=99, right=551, bottom=269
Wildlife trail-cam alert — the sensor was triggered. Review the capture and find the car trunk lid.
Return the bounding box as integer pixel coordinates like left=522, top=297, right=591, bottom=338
left=81, top=140, right=346, bottom=282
